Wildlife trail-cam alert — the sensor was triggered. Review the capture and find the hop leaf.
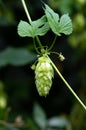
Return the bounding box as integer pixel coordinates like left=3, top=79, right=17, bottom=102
left=35, top=56, right=54, bottom=96
left=17, top=15, right=50, bottom=38
left=44, top=4, right=73, bottom=36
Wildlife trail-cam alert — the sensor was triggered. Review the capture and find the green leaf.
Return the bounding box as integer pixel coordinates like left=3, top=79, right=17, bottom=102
left=32, top=15, right=47, bottom=28
left=18, top=20, right=33, bottom=37
left=33, top=103, right=47, bottom=129
left=44, top=4, right=73, bottom=36
left=34, top=22, right=49, bottom=36
left=59, top=14, right=73, bottom=35
left=18, top=15, right=50, bottom=38
left=0, top=47, right=36, bottom=67
left=31, top=15, right=50, bottom=37
left=44, top=4, right=60, bottom=35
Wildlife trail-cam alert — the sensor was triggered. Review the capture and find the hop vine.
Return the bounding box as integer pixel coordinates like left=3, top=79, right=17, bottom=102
left=17, top=0, right=86, bottom=110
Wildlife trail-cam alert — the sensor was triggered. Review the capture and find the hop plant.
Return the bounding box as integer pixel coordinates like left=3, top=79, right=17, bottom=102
left=35, top=55, right=54, bottom=96
left=17, top=0, right=86, bottom=110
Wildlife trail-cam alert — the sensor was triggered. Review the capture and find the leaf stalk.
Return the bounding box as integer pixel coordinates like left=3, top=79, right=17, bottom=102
left=48, top=35, right=57, bottom=51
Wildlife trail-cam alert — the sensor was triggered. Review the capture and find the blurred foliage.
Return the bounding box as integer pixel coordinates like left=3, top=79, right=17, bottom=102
left=0, top=0, right=16, bottom=26
left=0, top=0, right=86, bottom=130
left=0, top=81, right=7, bottom=109
left=70, top=103, right=86, bottom=130
left=33, top=103, right=72, bottom=130
left=0, top=47, right=36, bottom=66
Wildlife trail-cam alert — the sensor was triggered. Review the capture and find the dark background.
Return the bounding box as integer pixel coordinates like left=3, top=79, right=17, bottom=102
left=0, top=0, right=86, bottom=130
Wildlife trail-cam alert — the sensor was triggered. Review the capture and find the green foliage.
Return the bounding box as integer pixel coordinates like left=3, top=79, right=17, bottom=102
left=0, top=0, right=86, bottom=129
left=49, top=0, right=73, bottom=14
left=18, top=15, right=50, bottom=38
left=0, top=47, right=36, bottom=67
left=0, top=81, right=7, bottom=109
left=33, top=103, right=47, bottom=129
left=73, top=13, right=85, bottom=32
left=27, top=118, right=38, bottom=130
left=18, top=3, right=72, bottom=38
left=44, top=4, right=73, bottom=36
left=70, top=103, right=86, bottom=130
left=0, top=0, right=16, bottom=26
left=17, top=2, right=86, bottom=111
left=17, top=2, right=73, bottom=98
left=33, top=103, right=71, bottom=130
left=68, top=12, right=86, bottom=57
left=0, top=127, right=6, bottom=130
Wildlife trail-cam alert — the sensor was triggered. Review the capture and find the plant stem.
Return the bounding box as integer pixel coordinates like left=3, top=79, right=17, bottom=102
left=33, top=38, right=40, bottom=54
left=21, top=0, right=43, bottom=49
left=21, top=0, right=32, bottom=23
left=48, top=35, right=57, bottom=51
left=36, top=36, right=43, bottom=49
left=48, top=56, right=86, bottom=110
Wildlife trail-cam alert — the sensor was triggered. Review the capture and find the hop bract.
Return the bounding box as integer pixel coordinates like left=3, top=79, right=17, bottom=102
left=35, top=56, right=54, bottom=96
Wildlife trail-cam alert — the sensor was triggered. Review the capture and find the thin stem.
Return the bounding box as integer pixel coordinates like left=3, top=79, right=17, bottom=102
left=21, top=0, right=32, bottom=24
left=48, top=35, right=57, bottom=51
left=21, top=0, right=43, bottom=50
left=48, top=56, right=86, bottom=110
left=36, top=36, right=43, bottom=49
left=33, top=38, right=40, bottom=54
left=51, top=51, right=59, bottom=55
left=21, top=0, right=42, bottom=47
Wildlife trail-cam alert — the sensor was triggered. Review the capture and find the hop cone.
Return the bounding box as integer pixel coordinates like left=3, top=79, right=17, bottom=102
left=35, top=56, right=54, bottom=96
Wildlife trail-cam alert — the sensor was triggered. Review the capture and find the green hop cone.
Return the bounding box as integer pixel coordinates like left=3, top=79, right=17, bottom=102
left=35, top=56, right=54, bottom=96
